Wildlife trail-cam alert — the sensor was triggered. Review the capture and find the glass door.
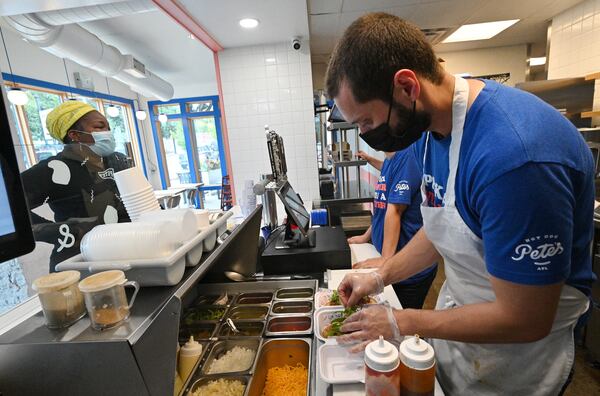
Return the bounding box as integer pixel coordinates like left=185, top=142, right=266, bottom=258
left=149, top=96, right=227, bottom=209
left=158, top=119, right=191, bottom=187
left=190, top=116, right=223, bottom=208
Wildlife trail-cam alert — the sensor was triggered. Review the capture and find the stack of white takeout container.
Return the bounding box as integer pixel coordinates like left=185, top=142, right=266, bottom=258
left=114, top=167, right=161, bottom=221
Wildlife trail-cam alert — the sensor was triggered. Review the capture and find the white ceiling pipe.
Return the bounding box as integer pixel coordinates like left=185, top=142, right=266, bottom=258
left=3, top=1, right=173, bottom=100
left=36, top=0, right=155, bottom=26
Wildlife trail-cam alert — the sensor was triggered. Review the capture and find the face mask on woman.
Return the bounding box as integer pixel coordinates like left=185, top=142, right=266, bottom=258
left=75, top=130, right=116, bottom=157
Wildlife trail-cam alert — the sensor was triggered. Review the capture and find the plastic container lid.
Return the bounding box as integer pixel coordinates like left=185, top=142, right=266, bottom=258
left=399, top=335, right=435, bottom=370
left=365, top=336, right=399, bottom=372
left=180, top=336, right=203, bottom=357
left=32, top=271, right=81, bottom=293
left=78, top=270, right=126, bottom=293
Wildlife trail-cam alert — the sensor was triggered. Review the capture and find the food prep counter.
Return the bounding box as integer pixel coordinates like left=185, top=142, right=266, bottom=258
left=0, top=205, right=443, bottom=396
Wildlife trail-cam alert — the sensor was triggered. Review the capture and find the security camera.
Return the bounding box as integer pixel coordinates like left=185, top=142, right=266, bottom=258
left=291, top=37, right=301, bottom=51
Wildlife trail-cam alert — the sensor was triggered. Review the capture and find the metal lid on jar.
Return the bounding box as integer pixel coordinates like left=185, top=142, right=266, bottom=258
left=78, top=270, right=126, bottom=293
left=32, top=271, right=81, bottom=293
left=365, top=335, right=399, bottom=372
left=399, top=335, right=435, bottom=370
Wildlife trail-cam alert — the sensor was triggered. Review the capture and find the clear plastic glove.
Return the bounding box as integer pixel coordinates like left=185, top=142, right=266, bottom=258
left=338, top=271, right=385, bottom=307
left=337, top=304, right=402, bottom=352
left=352, top=256, right=385, bottom=269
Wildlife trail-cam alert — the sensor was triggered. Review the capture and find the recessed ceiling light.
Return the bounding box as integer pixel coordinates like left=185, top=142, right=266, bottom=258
left=239, top=18, right=259, bottom=29
left=265, top=57, right=276, bottom=63
left=528, top=56, right=546, bottom=66
left=442, top=19, right=519, bottom=43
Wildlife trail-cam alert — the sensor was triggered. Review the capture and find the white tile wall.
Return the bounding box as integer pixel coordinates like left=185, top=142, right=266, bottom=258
left=549, top=0, right=600, bottom=125
left=218, top=42, right=319, bottom=210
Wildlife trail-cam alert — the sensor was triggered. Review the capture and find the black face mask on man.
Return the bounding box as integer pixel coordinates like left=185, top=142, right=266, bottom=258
left=359, top=85, right=431, bottom=152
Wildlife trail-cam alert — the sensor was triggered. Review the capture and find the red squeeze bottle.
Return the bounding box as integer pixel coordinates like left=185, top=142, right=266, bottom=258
left=364, top=336, right=401, bottom=396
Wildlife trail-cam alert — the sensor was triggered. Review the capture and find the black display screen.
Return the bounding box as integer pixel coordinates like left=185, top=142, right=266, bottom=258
left=277, top=182, right=310, bottom=235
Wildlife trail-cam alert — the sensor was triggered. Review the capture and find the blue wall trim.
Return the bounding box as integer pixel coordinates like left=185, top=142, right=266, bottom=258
left=2, top=72, right=148, bottom=176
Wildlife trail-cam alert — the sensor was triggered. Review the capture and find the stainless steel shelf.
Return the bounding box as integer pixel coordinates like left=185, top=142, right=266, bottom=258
left=327, top=121, right=357, bottom=130
left=332, top=159, right=367, bottom=167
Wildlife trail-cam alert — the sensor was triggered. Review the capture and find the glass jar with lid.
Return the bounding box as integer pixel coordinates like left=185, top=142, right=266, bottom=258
left=32, top=270, right=86, bottom=329
left=78, top=270, right=139, bottom=330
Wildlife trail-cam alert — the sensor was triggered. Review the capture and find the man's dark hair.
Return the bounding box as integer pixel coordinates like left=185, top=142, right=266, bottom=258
left=325, top=12, right=443, bottom=103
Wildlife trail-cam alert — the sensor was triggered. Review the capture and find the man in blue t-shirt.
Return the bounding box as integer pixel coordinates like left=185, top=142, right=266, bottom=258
left=324, top=13, right=595, bottom=395
left=348, top=149, right=437, bottom=308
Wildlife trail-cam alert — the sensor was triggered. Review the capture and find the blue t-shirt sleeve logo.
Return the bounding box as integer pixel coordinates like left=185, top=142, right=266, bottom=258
left=510, top=234, right=564, bottom=271
left=394, top=180, right=410, bottom=196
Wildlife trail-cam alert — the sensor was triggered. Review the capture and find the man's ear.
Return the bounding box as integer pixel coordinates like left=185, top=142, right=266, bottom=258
left=392, top=69, right=420, bottom=103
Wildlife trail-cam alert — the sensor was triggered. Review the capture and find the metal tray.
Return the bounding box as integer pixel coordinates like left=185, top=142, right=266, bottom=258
left=217, top=321, right=265, bottom=338
left=270, top=300, right=313, bottom=316
left=227, top=305, right=270, bottom=321
left=265, top=315, right=313, bottom=337
left=194, top=280, right=318, bottom=296
left=187, top=375, right=250, bottom=396
left=200, top=338, right=261, bottom=376
left=193, top=293, right=236, bottom=306
left=182, top=305, right=229, bottom=326
left=274, top=287, right=315, bottom=301
left=246, top=338, right=312, bottom=396
left=234, top=292, right=274, bottom=305
left=179, top=322, right=219, bottom=341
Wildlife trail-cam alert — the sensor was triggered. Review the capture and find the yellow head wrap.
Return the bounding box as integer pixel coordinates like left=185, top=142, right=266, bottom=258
left=46, top=101, right=96, bottom=142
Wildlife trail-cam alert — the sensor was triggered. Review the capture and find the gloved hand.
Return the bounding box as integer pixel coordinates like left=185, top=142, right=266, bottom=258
left=337, top=304, right=402, bottom=352
left=352, top=257, right=385, bottom=269
left=338, top=271, right=385, bottom=307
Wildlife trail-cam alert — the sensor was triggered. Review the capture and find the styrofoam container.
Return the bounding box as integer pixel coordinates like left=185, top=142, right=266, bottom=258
left=201, top=226, right=217, bottom=251
left=193, top=209, right=210, bottom=228
left=314, top=288, right=385, bottom=310
left=314, top=306, right=359, bottom=343
left=136, top=208, right=197, bottom=244
left=319, top=341, right=365, bottom=384
left=81, top=222, right=179, bottom=262
left=120, top=186, right=154, bottom=200
left=114, top=167, right=152, bottom=196
left=121, top=191, right=156, bottom=204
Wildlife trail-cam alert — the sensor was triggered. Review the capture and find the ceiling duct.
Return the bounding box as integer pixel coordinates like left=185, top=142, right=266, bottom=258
left=3, top=0, right=174, bottom=101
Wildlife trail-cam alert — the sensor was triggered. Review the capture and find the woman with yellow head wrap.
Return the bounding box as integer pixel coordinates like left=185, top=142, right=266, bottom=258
left=20, top=100, right=131, bottom=271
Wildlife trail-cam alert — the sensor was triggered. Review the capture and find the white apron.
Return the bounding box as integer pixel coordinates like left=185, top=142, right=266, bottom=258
left=421, top=76, right=589, bottom=395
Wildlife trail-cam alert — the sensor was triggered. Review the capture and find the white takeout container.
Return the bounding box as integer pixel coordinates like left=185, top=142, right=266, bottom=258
left=319, top=341, right=365, bottom=384
left=136, top=208, right=197, bottom=245
left=314, top=306, right=357, bottom=343
left=114, top=167, right=152, bottom=196
left=80, top=222, right=179, bottom=262
left=314, top=288, right=385, bottom=310
left=55, top=210, right=233, bottom=286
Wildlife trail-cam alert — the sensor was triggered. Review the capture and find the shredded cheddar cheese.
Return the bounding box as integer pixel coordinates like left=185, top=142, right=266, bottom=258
left=262, top=363, right=308, bottom=396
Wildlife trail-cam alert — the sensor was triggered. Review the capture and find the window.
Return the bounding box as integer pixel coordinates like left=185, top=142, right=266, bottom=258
left=187, top=100, right=213, bottom=113
left=154, top=103, right=181, bottom=115
left=6, top=84, right=142, bottom=169
left=149, top=96, right=226, bottom=209
left=0, top=76, right=145, bottom=318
